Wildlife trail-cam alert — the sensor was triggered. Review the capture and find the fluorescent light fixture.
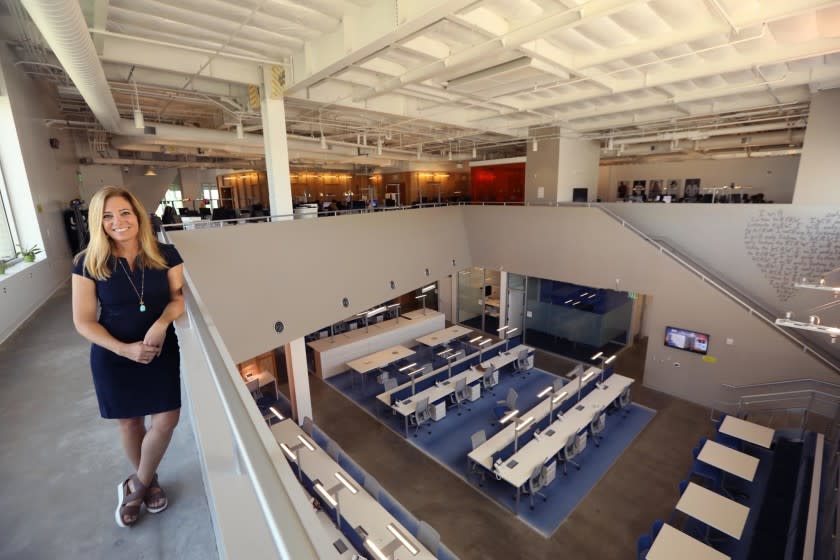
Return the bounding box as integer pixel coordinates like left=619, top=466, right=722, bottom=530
left=500, top=409, right=519, bottom=424
left=398, top=363, right=417, bottom=372
left=387, top=523, right=419, bottom=555
left=417, top=144, right=422, bottom=159
left=297, top=435, right=315, bottom=451
left=469, top=336, right=483, bottom=343
left=479, top=339, right=492, bottom=346
left=516, top=416, right=534, bottom=431
left=532, top=137, right=538, bottom=152
left=552, top=391, right=569, bottom=404
left=377, top=139, right=383, bottom=156
left=386, top=303, right=400, bottom=309
left=269, top=407, right=284, bottom=420
left=280, top=443, right=297, bottom=461
left=236, top=122, right=244, bottom=139
left=538, top=386, right=552, bottom=398
left=604, top=355, right=617, bottom=365
left=366, top=306, right=387, bottom=317
left=334, top=472, right=358, bottom=494
left=314, top=481, right=337, bottom=507
left=582, top=371, right=595, bottom=382
left=421, top=284, right=436, bottom=293
left=414, top=294, right=426, bottom=300
left=497, top=325, right=510, bottom=333
left=365, top=539, right=388, bottom=560
left=591, top=352, right=603, bottom=360
left=472, top=145, right=477, bottom=158
left=133, top=109, right=144, bottom=129
left=320, top=135, right=327, bottom=149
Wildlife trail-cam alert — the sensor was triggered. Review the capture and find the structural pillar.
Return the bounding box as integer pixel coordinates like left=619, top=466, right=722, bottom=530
left=793, top=88, right=840, bottom=204
left=498, top=270, right=508, bottom=329
left=260, top=65, right=293, bottom=217
left=285, top=337, right=312, bottom=425
left=524, top=126, right=601, bottom=203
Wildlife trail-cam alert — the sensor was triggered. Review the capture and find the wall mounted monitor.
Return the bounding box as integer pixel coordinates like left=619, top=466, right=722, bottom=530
left=664, top=326, right=709, bottom=355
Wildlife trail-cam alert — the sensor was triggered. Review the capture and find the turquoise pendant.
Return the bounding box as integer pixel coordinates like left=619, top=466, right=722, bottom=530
left=140, top=304, right=146, bottom=312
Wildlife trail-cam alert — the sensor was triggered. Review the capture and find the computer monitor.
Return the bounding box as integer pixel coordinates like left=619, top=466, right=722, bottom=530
left=484, top=285, right=493, bottom=297
left=322, top=201, right=332, bottom=209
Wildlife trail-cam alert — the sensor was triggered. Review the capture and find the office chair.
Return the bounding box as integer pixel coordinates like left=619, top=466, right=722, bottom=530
left=376, top=369, right=391, bottom=385
left=617, top=386, right=632, bottom=417
left=416, top=521, right=441, bottom=554
left=383, top=377, right=398, bottom=392
left=363, top=475, right=382, bottom=501
left=636, top=534, right=652, bottom=560
left=451, top=378, right=471, bottom=415
left=326, top=440, right=342, bottom=462
left=589, top=410, right=606, bottom=447
left=559, top=433, right=581, bottom=475
left=525, top=464, right=548, bottom=510
left=469, top=430, right=487, bottom=485
left=409, top=396, right=433, bottom=437
left=515, top=349, right=531, bottom=374
left=481, top=364, right=498, bottom=396
left=493, top=388, right=518, bottom=423
left=301, top=416, right=315, bottom=436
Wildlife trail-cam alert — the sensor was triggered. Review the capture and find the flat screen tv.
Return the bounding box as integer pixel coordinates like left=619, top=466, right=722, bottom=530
left=664, top=326, right=709, bottom=355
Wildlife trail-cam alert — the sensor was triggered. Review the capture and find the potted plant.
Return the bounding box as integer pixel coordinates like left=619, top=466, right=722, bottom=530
left=0, top=256, right=11, bottom=274
left=17, top=244, right=42, bottom=262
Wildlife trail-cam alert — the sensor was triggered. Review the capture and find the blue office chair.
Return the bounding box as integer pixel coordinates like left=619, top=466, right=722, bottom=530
left=636, top=534, right=652, bottom=560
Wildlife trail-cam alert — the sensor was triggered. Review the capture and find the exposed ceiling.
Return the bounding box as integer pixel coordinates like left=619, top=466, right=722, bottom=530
left=4, top=0, right=840, bottom=166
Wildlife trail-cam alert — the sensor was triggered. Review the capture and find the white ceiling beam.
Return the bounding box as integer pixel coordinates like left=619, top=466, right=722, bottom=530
left=98, top=33, right=265, bottom=86
left=353, top=0, right=648, bottom=102
left=102, top=63, right=249, bottom=99
left=91, top=0, right=109, bottom=52
left=287, top=0, right=478, bottom=94
left=518, top=39, right=617, bottom=91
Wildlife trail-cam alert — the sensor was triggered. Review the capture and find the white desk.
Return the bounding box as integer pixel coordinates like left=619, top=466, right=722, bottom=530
left=646, top=524, right=730, bottom=560
left=719, top=416, right=774, bottom=449
left=676, top=482, right=749, bottom=540
left=415, top=325, right=473, bottom=347
left=402, top=309, right=435, bottom=320
left=698, top=440, right=759, bottom=482
left=308, top=311, right=444, bottom=378
left=494, top=374, right=634, bottom=497
left=391, top=345, right=536, bottom=436
left=315, top=509, right=360, bottom=559
left=346, top=345, right=416, bottom=375
left=468, top=365, right=601, bottom=472
left=271, top=420, right=434, bottom=560
left=242, top=370, right=278, bottom=400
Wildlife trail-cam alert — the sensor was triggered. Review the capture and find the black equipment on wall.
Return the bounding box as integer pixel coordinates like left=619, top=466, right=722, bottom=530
left=63, top=198, right=89, bottom=255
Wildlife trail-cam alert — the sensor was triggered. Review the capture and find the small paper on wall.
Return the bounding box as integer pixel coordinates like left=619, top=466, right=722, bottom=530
left=537, top=187, right=544, bottom=199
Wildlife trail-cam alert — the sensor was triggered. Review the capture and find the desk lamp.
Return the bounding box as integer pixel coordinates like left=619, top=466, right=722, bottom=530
left=438, top=348, right=455, bottom=378
left=365, top=306, right=386, bottom=333
left=386, top=302, right=400, bottom=323
left=313, top=479, right=339, bottom=523
left=601, top=354, right=616, bottom=383
left=386, top=523, right=420, bottom=556
left=499, top=409, right=522, bottom=452
left=504, top=327, right=518, bottom=351
left=408, top=367, right=424, bottom=395
left=415, top=294, right=427, bottom=314
left=280, top=434, right=315, bottom=482
left=577, top=369, right=596, bottom=403
left=269, top=407, right=284, bottom=424
left=514, top=416, right=534, bottom=452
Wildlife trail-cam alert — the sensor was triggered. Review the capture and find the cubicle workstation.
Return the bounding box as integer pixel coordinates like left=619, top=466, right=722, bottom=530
left=308, top=310, right=445, bottom=379
left=415, top=325, right=473, bottom=348
left=388, top=344, right=535, bottom=436
left=270, top=419, right=436, bottom=560
left=346, top=345, right=416, bottom=389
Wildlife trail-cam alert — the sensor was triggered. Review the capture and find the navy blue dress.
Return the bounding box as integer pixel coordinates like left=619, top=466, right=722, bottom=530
left=73, top=243, right=183, bottom=419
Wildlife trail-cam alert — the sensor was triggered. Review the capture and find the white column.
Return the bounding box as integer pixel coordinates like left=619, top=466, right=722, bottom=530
left=498, top=270, right=508, bottom=329
left=450, top=274, right=459, bottom=322
left=793, top=88, right=840, bottom=204
left=260, top=65, right=293, bottom=217
left=285, top=337, right=312, bottom=425
left=524, top=126, right=601, bottom=203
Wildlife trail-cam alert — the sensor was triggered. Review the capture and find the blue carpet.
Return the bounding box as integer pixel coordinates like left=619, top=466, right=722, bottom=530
left=324, top=355, right=655, bottom=537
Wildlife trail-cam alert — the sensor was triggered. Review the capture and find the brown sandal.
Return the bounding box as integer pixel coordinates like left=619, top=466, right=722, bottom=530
left=144, top=474, right=168, bottom=514
left=115, top=474, right=146, bottom=528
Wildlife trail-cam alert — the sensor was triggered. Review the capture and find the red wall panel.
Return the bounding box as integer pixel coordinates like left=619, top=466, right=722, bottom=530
left=470, top=163, right=525, bottom=203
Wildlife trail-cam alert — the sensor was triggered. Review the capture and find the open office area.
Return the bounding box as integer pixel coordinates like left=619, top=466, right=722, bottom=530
left=2, top=1, right=840, bottom=559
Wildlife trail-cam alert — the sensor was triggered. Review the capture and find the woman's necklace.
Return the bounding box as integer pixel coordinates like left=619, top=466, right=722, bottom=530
left=118, top=258, right=146, bottom=312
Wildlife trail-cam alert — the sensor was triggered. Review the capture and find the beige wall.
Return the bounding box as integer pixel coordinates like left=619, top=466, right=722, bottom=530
left=794, top=88, right=840, bottom=204
left=172, top=204, right=837, bottom=409
left=598, top=156, right=800, bottom=203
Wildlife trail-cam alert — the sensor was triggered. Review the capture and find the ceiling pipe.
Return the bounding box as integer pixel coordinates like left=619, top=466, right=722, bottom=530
left=609, top=122, right=803, bottom=146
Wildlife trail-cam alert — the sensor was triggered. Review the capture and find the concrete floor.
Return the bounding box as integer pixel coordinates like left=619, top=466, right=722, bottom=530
left=0, top=283, right=218, bottom=560
left=303, top=339, right=717, bottom=560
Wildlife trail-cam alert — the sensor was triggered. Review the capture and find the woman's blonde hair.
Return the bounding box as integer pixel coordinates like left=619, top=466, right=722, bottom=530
left=75, top=186, right=167, bottom=280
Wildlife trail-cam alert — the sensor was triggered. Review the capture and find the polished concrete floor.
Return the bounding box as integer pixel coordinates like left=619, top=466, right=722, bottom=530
left=0, top=284, right=218, bottom=560
left=304, top=338, right=717, bottom=560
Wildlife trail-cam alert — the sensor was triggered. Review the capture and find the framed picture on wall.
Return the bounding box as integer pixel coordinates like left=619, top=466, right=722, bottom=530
left=616, top=180, right=629, bottom=200
left=649, top=179, right=663, bottom=198
left=632, top=180, right=646, bottom=199
left=685, top=178, right=701, bottom=199
left=666, top=179, right=682, bottom=197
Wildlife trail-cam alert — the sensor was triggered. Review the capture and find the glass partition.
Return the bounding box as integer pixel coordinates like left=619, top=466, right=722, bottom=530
left=457, top=267, right=503, bottom=334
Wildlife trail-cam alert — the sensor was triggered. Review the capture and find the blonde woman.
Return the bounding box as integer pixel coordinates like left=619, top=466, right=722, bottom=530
left=72, top=186, right=184, bottom=528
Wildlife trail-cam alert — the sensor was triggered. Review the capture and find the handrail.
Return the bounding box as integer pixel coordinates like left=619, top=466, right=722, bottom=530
left=161, top=230, right=322, bottom=559
left=593, top=204, right=840, bottom=375
left=722, top=378, right=840, bottom=392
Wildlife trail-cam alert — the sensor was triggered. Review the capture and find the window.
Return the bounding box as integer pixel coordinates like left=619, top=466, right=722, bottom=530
left=156, top=185, right=184, bottom=216
left=0, top=163, right=19, bottom=260
left=201, top=184, right=220, bottom=209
